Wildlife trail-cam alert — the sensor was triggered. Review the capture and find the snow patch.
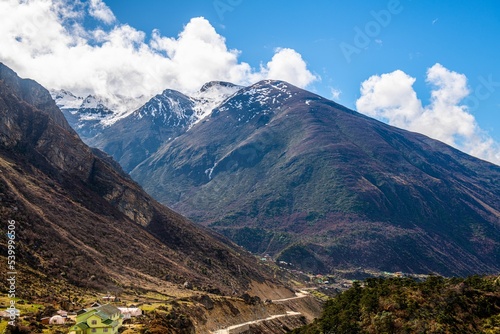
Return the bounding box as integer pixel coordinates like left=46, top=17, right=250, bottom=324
left=191, top=81, right=242, bottom=124
left=205, top=161, right=218, bottom=180
left=51, top=89, right=84, bottom=111
left=51, top=89, right=145, bottom=126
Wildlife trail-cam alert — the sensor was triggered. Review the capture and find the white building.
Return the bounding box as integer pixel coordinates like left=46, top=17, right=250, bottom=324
left=117, top=307, right=142, bottom=319
left=49, top=315, right=66, bottom=324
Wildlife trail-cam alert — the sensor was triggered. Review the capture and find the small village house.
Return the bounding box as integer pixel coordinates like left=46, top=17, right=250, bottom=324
left=69, top=304, right=123, bottom=334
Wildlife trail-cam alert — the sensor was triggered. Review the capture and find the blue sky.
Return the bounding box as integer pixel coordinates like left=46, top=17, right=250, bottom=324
left=0, top=0, right=499, bottom=163
left=105, top=0, right=500, bottom=138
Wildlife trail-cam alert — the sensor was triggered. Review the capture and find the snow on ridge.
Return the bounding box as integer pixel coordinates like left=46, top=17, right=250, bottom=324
left=51, top=89, right=84, bottom=111
left=51, top=81, right=244, bottom=130
left=235, top=80, right=294, bottom=112
left=191, top=81, right=243, bottom=123
left=165, top=96, right=191, bottom=120
left=133, top=90, right=198, bottom=129
left=51, top=80, right=296, bottom=127
left=80, top=95, right=109, bottom=110
left=51, top=89, right=146, bottom=126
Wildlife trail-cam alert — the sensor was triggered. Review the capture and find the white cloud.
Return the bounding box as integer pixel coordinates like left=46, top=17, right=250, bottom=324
left=89, top=0, right=115, bottom=24
left=356, top=69, right=423, bottom=129
left=149, top=17, right=252, bottom=92
left=252, top=48, right=319, bottom=88
left=356, top=64, right=500, bottom=165
left=0, top=0, right=317, bottom=114
left=418, top=64, right=475, bottom=142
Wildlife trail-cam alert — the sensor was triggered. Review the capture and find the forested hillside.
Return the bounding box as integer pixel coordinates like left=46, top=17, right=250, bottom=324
left=292, top=275, right=500, bottom=333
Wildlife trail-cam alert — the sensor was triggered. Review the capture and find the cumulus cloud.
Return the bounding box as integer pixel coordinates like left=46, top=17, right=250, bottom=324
left=149, top=18, right=253, bottom=92
left=252, top=48, right=319, bottom=88
left=0, top=0, right=318, bottom=113
left=356, top=69, right=423, bottom=129
left=356, top=64, right=500, bottom=165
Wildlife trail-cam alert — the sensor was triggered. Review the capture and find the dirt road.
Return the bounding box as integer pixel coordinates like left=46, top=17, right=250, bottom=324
left=212, top=311, right=302, bottom=334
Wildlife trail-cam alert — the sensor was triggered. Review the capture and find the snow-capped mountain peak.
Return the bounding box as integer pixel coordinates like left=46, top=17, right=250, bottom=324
left=80, top=95, right=110, bottom=111
left=191, top=81, right=243, bottom=122
left=134, top=89, right=196, bottom=127
left=50, top=89, right=117, bottom=139
left=51, top=89, right=84, bottom=111
left=213, top=80, right=300, bottom=125
left=51, top=89, right=112, bottom=114
left=51, top=81, right=242, bottom=133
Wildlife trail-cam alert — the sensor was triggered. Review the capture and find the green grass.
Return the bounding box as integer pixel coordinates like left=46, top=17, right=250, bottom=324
left=141, top=291, right=172, bottom=301
left=141, top=302, right=169, bottom=313
left=0, top=321, right=8, bottom=333
left=0, top=296, right=44, bottom=314
left=310, top=290, right=329, bottom=302
left=15, top=301, right=44, bottom=314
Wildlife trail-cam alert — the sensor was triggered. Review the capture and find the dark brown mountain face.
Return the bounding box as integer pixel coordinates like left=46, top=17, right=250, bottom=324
left=0, top=64, right=74, bottom=135
left=0, top=63, right=271, bottom=295
left=130, top=80, right=500, bottom=277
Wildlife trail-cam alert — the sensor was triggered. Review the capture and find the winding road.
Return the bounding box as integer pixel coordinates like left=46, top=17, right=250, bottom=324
left=212, top=311, right=302, bottom=334
left=271, top=290, right=310, bottom=302
left=212, top=291, right=313, bottom=333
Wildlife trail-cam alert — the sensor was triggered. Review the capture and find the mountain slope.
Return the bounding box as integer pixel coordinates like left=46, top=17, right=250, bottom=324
left=131, top=80, right=500, bottom=277
left=0, top=63, right=275, bottom=295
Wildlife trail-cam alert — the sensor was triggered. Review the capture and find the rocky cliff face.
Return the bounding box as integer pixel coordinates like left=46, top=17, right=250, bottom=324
left=0, top=65, right=93, bottom=178
left=1, top=65, right=74, bottom=134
